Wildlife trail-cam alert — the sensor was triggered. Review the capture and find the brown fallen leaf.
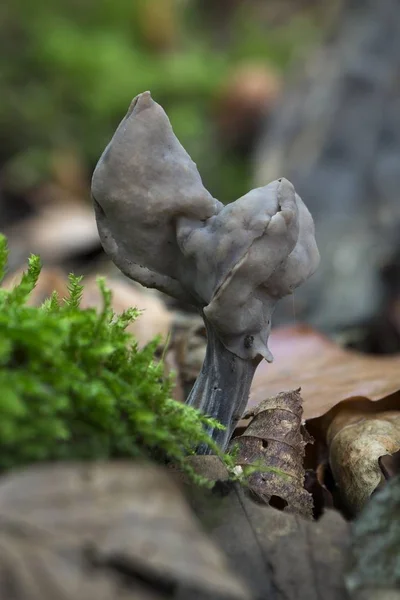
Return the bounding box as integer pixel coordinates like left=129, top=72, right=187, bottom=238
left=249, top=325, right=400, bottom=420
left=246, top=326, right=400, bottom=516
left=326, top=410, right=400, bottom=515
left=0, top=462, right=250, bottom=600
left=5, top=184, right=100, bottom=268
left=232, top=389, right=314, bottom=519
left=0, top=532, right=160, bottom=600
left=181, top=456, right=350, bottom=600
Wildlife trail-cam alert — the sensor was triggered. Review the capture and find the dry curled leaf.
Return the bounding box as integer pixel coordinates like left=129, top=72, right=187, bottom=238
left=0, top=462, right=249, bottom=600
left=249, top=325, right=400, bottom=420
left=233, top=389, right=314, bottom=518
left=249, top=325, right=400, bottom=516
left=327, top=410, right=400, bottom=515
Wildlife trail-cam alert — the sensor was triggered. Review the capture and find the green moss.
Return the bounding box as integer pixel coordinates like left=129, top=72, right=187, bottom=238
left=0, top=234, right=223, bottom=477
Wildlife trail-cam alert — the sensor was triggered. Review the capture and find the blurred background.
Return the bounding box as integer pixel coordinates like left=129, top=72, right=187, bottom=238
left=1, top=0, right=400, bottom=353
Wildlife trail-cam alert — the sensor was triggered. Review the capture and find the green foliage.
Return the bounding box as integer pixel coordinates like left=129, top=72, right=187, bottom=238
left=0, top=0, right=320, bottom=201
left=0, top=235, right=223, bottom=477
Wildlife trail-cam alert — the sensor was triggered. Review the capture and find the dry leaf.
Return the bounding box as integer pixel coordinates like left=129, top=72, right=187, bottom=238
left=182, top=456, right=350, bottom=600
left=173, top=324, right=400, bottom=512
left=0, top=533, right=159, bottom=600
left=6, top=184, right=100, bottom=266
left=250, top=326, right=400, bottom=516
left=327, top=410, right=400, bottom=515
left=233, top=389, right=314, bottom=518
left=0, top=462, right=249, bottom=600
left=249, top=325, right=400, bottom=420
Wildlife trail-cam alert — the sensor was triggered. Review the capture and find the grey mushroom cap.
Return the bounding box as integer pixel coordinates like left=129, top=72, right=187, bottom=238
left=91, top=91, right=320, bottom=362
left=196, top=179, right=319, bottom=362
left=91, top=91, right=221, bottom=303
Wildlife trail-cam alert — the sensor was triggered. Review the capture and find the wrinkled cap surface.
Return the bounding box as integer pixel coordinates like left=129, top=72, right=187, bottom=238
left=91, top=91, right=221, bottom=294
left=91, top=92, right=320, bottom=361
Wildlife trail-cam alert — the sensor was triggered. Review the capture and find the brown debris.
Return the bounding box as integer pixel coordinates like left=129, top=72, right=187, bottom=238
left=327, top=410, right=400, bottom=516
left=184, top=455, right=350, bottom=600
left=0, top=462, right=250, bottom=600
left=250, top=326, right=400, bottom=516
left=232, top=389, right=314, bottom=518
left=249, top=325, right=400, bottom=420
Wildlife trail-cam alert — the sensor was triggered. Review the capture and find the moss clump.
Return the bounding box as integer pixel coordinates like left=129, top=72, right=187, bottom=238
left=0, top=235, right=222, bottom=475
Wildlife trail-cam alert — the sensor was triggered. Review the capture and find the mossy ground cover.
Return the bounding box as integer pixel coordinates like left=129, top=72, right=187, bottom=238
left=0, top=234, right=222, bottom=477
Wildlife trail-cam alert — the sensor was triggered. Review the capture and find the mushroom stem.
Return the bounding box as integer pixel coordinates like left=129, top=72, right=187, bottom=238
left=186, top=316, right=261, bottom=453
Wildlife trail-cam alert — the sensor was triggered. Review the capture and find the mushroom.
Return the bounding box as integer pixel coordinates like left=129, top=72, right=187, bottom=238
left=91, top=91, right=320, bottom=453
